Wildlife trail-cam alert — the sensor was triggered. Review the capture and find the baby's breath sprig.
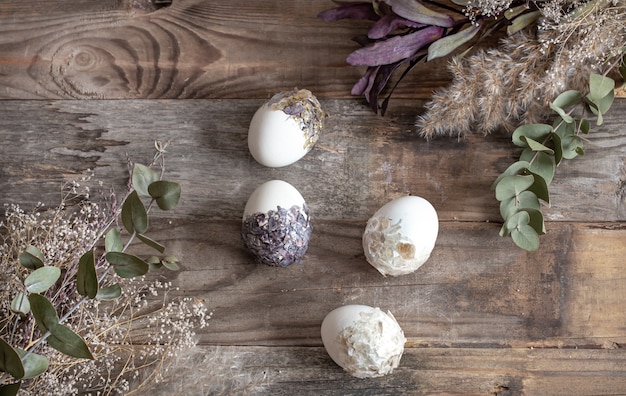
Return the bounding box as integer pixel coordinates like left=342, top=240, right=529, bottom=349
left=0, top=142, right=205, bottom=395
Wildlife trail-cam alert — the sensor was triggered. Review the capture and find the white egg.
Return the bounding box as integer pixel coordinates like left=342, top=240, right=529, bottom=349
left=241, top=180, right=312, bottom=267
left=248, top=88, right=324, bottom=168
left=321, top=304, right=406, bottom=378
left=363, top=196, right=438, bottom=276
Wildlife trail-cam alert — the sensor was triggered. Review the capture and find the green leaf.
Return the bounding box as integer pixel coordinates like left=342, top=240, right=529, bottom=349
left=549, top=103, right=573, bottom=123
left=512, top=124, right=552, bottom=148
left=551, top=90, right=582, bottom=108
left=146, top=256, right=163, bottom=270
left=495, top=175, right=534, bottom=201
left=551, top=133, right=563, bottom=165
left=0, top=337, right=25, bottom=379
left=499, top=191, right=540, bottom=220
left=10, top=293, right=30, bottom=315
left=132, top=163, right=160, bottom=198
left=588, top=73, right=615, bottom=101
left=588, top=89, right=615, bottom=125
left=529, top=151, right=556, bottom=185
left=161, top=256, right=180, bottom=271
left=560, top=134, right=584, bottom=160
left=0, top=381, right=21, bottom=395
left=527, top=171, right=550, bottom=203
left=148, top=181, right=181, bottom=211
left=96, top=284, right=122, bottom=301
left=522, top=136, right=554, bottom=155
left=579, top=118, right=590, bottom=134
left=105, top=228, right=123, bottom=253
left=19, top=246, right=44, bottom=270
left=76, top=250, right=98, bottom=299
left=427, top=24, right=480, bottom=61
left=507, top=10, right=541, bottom=35
left=28, top=294, right=59, bottom=333
left=492, top=161, right=531, bottom=188
left=47, top=324, right=94, bottom=360
left=121, top=191, right=148, bottom=234
left=525, top=208, right=546, bottom=235
left=137, top=234, right=166, bottom=253
left=24, top=266, right=61, bottom=294
left=512, top=224, right=540, bottom=251
left=16, top=349, right=48, bottom=379
left=106, top=252, right=149, bottom=278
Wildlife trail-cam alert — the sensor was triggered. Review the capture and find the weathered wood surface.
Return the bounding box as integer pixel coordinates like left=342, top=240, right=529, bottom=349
left=1, top=0, right=625, bottom=394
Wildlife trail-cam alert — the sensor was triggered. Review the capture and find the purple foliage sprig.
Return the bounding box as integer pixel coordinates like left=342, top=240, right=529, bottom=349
left=318, top=0, right=531, bottom=114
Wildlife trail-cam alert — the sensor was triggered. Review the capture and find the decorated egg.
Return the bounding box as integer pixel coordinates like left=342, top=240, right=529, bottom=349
left=247, top=88, right=324, bottom=167
left=362, top=196, right=438, bottom=276
left=321, top=304, right=406, bottom=378
left=241, top=180, right=312, bottom=267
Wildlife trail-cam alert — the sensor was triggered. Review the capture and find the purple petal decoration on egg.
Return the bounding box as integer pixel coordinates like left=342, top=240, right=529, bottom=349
left=368, top=14, right=426, bottom=39
left=317, top=2, right=379, bottom=22
left=384, top=0, right=455, bottom=27
left=242, top=205, right=312, bottom=267
left=346, top=25, right=443, bottom=66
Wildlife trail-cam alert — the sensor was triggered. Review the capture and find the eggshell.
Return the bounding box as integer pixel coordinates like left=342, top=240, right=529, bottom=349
left=241, top=180, right=312, bottom=267
left=248, top=89, right=324, bottom=168
left=321, top=304, right=406, bottom=378
left=362, top=196, right=438, bottom=276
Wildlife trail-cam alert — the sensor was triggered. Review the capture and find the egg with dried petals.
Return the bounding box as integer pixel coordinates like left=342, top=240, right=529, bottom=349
left=321, top=304, right=406, bottom=378
left=363, top=196, right=438, bottom=276
left=248, top=88, right=324, bottom=167
left=241, top=180, right=312, bottom=267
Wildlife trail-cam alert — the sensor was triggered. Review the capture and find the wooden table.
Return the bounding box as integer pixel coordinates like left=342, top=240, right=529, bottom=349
left=1, top=1, right=625, bottom=394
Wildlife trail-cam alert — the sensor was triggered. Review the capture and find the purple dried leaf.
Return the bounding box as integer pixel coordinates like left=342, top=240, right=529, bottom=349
left=351, top=66, right=379, bottom=96
left=346, top=25, right=444, bottom=66
left=368, top=13, right=426, bottom=39
left=318, top=2, right=379, bottom=22
left=384, top=0, right=455, bottom=27
left=366, top=62, right=405, bottom=113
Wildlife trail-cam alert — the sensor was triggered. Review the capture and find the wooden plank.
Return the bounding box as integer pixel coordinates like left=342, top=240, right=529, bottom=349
left=128, top=345, right=626, bottom=395
left=1, top=99, right=624, bottom=223
left=121, top=220, right=626, bottom=349
left=0, top=0, right=455, bottom=100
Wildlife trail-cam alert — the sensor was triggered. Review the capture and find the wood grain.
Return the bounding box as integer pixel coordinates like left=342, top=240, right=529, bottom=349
left=0, top=0, right=454, bottom=100
left=1, top=99, right=624, bottom=223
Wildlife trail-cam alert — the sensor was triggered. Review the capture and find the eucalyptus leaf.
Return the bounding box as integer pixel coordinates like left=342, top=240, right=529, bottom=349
left=137, top=233, right=166, bottom=253
left=548, top=103, right=573, bottom=123
left=19, top=246, right=44, bottom=270
left=492, top=160, right=531, bottom=188
left=96, top=284, right=122, bottom=301
left=560, top=134, right=584, bottom=160
left=512, top=124, right=552, bottom=147
left=106, top=252, right=149, bottom=278
left=76, top=250, right=98, bottom=299
left=495, top=175, right=534, bottom=201
left=579, top=118, right=590, bottom=134
left=427, top=24, right=479, bottom=61
left=0, top=381, right=21, bottom=395
left=0, top=337, right=25, bottom=379
left=588, top=73, right=615, bottom=101
left=105, top=228, right=123, bottom=253
left=47, top=323, right=94, bottom=360
left=121, top=191, right=148, bottom=234
left=527, top=171, right=550, bottom=203
left=551, top=133, right=563, bottom=165
left=528, top=151, right=556, bottom=185
left=28, top=294, right=59, bottom=333
left=16, top=349, right=48, bottom=379
left=10, top=293, right=30, bottom=315
left=507, top=10, right=541, bottom=35
left=148, top=181, right=181, bottom=211
left=24, top=266, right=61, bottom=294
left=588, top=89, right=615, bottom=125
left=511, top=224, right=540, bottom=251
left=525, top=208, right=546, bottom=235
left=522, top=136, right=554, bottom=154
left=505, top=210, right=530, bottom=231
left=551, top=90, right=582, bottom=108
left=132, top=163, right=160, bottom=198
left=161, top=256, right=180, bottom=271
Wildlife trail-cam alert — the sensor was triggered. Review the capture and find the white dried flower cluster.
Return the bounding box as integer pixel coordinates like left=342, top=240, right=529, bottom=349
left=0, top=187, right=211, bottom=394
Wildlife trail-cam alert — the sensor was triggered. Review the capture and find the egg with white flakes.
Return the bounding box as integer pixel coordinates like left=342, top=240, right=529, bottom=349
left=321, top=304, right=406, bottom=378
left=248, top=88, right=324, bottom=168
left=241, top=180, right=312, bottom=267
left=363, top=195, right=438, bottom=277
